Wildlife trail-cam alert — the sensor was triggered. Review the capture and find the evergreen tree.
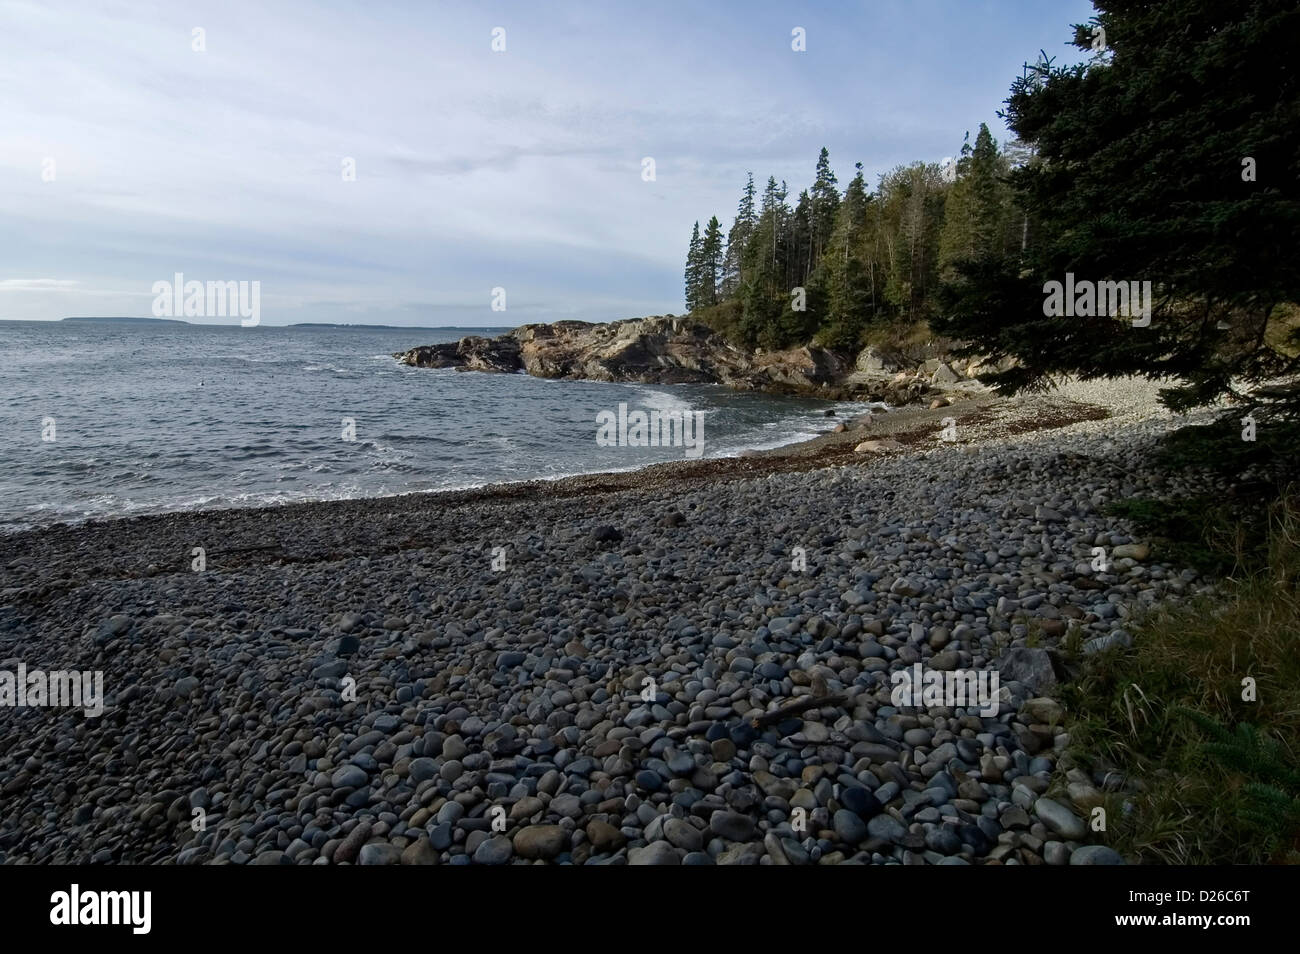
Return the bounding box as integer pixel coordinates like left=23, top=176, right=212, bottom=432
left=939, top=123, right=1015, bottom=278
left=810, top=147, right=840, bottom=263
left=723, top=173, right=758, bottom=296
left=968, top=124, right=1010, bottom=258
left=791, top=191, right=813, bottom=289
left=684, top=221, right=702, bottom=313
left=699, top=216, right=724, bottom=307
left=938, top=171, right=978, bottom=276
left=821, top=163, right=874, bottom=348
left=936, top=0, right=1300, bottom=415
left=737, top=179, right=787, bottom=348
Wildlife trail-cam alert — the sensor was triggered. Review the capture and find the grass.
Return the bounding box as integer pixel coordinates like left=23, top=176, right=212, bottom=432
left=1060, top=490, right=1300, bottom=863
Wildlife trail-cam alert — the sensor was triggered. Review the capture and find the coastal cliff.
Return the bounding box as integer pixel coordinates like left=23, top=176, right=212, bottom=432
left=395, top=315, right=991, bottom=405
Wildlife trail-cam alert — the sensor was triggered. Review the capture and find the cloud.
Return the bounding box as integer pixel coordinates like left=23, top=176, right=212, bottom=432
left=0, top=279, right=83, bottom=291
left=0, top=0, right=1098, bottom=323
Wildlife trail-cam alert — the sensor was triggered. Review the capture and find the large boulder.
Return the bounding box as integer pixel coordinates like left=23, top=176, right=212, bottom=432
left=854, top=346, right=893, bottom=374
left=456, top=335, right=522, bottom=373
left=750, top=346, right=850, bottom=391
left=996, top=647, right=1065, bottom=694
left=393, top=341, right=461, bottom=368
left=395, top=335, right=521, bottom=373
left=931, top=362, right=961, bottom=385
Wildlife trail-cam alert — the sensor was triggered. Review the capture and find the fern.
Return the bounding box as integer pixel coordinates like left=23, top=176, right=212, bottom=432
left=1178, top=707, right=1300, bottom=838
left=1240, top=784, right=1300, bottom=833
left=1174, top=705, right=1233, bottom=745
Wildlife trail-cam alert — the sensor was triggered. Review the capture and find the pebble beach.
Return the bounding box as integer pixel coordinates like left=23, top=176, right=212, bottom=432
left=0, top=377, right=1223, bottom=865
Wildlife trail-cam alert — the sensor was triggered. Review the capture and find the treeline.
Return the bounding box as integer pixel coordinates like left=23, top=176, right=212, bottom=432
left=686, top=0, right=1298, bottom=424
left=682, top=128, right=1022, bottom=352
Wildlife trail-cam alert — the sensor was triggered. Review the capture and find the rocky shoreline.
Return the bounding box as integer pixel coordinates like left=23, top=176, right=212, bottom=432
left=0, top=378, right=1218, bottom=864
left=393, top=315, right=990, bottom=406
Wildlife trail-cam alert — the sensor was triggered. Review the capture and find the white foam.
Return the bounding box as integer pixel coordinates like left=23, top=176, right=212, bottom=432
left=625, top=385, right=697, bottom=418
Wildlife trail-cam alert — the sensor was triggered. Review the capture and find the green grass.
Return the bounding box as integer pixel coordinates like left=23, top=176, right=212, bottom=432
left=1060, top=492, right=1300, bottom=864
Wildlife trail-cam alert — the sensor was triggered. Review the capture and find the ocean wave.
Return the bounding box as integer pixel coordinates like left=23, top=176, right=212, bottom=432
left=623, top=384, right=698, bottom=417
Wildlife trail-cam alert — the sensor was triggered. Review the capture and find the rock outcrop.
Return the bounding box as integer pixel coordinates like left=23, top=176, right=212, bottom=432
left=395, top=335, right=522, bottom=374
left=395, top=314, right=984, bottom=404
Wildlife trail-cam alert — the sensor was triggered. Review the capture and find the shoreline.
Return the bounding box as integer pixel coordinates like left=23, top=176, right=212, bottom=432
left=0, top=383, right=902, bottom=540
left=0, top=375, right=1222, bottom=865
left=1, top=384, right=1100, bottom=588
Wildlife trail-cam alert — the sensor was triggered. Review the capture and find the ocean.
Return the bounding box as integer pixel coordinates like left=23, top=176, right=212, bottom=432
left=0, top=320, right=868, bottom=532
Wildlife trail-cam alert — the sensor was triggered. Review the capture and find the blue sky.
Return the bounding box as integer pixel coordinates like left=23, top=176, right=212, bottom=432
left=0, top=0, right=1097, bottom=325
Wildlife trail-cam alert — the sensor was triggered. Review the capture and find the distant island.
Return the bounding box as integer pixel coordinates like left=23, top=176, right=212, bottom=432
left=62, top=316, right=188, bottom=325
left=55, top=316, right=512, bottom=332
left=289, top=322, right=513, bottom=331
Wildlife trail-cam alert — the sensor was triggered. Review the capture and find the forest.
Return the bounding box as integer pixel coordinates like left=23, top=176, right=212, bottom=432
left=684, top=126, right=1019, bottom=355
left=682, top=0, right=1298, bottom=421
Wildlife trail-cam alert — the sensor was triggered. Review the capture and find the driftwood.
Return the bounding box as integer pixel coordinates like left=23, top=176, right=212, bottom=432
left=750, top=693, right=848, bottom=729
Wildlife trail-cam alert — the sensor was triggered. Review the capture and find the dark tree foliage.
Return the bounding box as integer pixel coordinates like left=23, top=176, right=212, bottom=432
left=684, top=221, right=702, bottom=313
left=934, top=0, right=1300, bottom=415
left=698, top=216, right=724, bottom=308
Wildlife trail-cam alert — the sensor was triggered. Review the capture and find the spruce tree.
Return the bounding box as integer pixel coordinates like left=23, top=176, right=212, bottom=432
left=936, top=0, right=1300, bottom=416
left=939, top=123, right=1015, bottom=277
left=723, top=173, right=758, bottom=296
left=699, top=216, right=724, bottom=308
left=684, top=221, right=702, bottom=313
left=822, top=163, right=873, bottom=348
left=810, top=147, right=840, bottom=263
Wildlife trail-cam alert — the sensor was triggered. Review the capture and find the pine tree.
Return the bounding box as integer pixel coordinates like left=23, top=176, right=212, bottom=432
left=738, top=179, right=787, bottom=348
left=1178, top=707, right=1300, bottom=840
left=791, top=191, right=813, bottom=288
left=875, top=163, right=946, bottom=322
left=821, top=163, right=873, bottom=348
left=684, top=221, right=702, bottom=313
left=938, top=174, right=978, bottom=277
left=939, top=123, right=1015, bottom=278
left=810, top=147, right=840, bottom=264
left=699, top=216, right=724, bottom=307
left=935, top=0, right=1300, bottom=415
left=723, top=173, right=758, bottom=296
left=968, top=124, right=1008, bottom=258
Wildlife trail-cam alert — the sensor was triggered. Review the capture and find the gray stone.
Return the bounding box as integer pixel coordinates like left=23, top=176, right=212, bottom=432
left=331, top=765, right=368, bottom=789
left=513, top=825, right=567, bottom=860
left=629, top=842, right=681, bottom=865
left=867, top=814, right=908, bottom=843
left=709, top=811, right=756, bottom=842
left=664, top=817, right=703, bottom=851
left=358, top=842, right=403, bottom=866
left=833, top=810, right=868, bottom=844
left=472, top=836, right=513, bottom=865
left=1070, top=844, right=1125, bottom=865
left=1034, top=797, right=1087, bottom=840
left=996, top=647, right=1059, bottom=694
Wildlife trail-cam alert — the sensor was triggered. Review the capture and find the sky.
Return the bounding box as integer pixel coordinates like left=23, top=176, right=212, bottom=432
left=0, top=0, right=1098, bottom=326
